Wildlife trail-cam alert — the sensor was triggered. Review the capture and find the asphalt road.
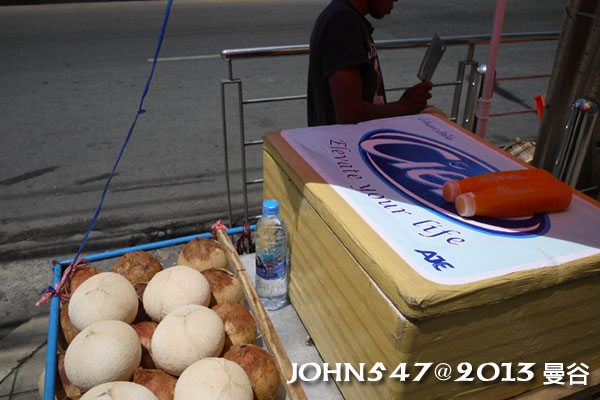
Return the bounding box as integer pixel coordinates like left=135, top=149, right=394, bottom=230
left=1, top=0, right=566, bottom=260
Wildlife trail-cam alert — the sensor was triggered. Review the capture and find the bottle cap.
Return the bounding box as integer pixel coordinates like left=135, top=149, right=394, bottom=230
left=262, top=199, right=280, bottom=216
left=455, top=192, right=476, bottom=217
left=443, top=180, right=461, bottom=202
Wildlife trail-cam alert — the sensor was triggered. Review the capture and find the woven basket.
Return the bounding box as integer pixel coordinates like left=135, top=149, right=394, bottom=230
left=503, top=138, right=536, bottom=164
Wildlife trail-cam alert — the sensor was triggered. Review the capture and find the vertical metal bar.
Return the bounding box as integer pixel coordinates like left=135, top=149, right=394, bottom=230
left=237, top=81, right=249, bottom=225
left=553, top=98, right=599, bottom=187
left=463, top=64, right=485, bottom=131
left=565, top=115, right=591, bottom=185
left=450, top=61, right=465, bottom=121
left=43, top=264, right=62, bottom=400
left=450, top=61, right=466, bottom=122
left=553, top=111, right=578, bottom=182
left=571, top=100, right=596, bottom=186
left=474, top=0, right=506, bottom=139
left=466, top=44, right=475, bottom=64
left=221, top=79, right=234, bottom=226
left=450, top=44, right=475, bottom=121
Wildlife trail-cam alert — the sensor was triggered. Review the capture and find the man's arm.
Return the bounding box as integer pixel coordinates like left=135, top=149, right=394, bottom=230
left=328, top=66, right=433, bottom=124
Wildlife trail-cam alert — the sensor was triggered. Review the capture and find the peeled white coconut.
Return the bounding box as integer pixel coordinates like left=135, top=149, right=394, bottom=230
left=143, top=266, right=211, bottom=322
left=174, top=358, right=253, bottom=400
left=68, top=272, right=138, bottom=331
left=151, top=304, right=225, bottom=376
left=64, top=320, right=142, bottom=391
left=80, top=381, right=158, bottom=400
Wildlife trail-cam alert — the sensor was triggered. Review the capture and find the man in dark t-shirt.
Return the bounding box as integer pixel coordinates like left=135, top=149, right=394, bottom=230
left=307, top=0, right=433, bottom=126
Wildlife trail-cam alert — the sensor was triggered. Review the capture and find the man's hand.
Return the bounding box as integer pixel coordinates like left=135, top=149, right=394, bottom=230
left=328, top=68, right=434, bottom=123
left=398, top=81, right=433, bottom=114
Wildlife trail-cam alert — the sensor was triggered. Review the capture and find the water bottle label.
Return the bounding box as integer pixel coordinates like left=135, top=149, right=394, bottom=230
left=256, top=255, right=286, bottom=280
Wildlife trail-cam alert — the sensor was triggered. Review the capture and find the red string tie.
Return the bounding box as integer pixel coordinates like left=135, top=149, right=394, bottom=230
left=36, top=256, right=89, bottom=306
left=211, top=219, right=229, bottom=239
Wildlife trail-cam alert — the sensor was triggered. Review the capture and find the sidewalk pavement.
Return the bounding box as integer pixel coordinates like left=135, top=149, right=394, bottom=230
left=0, top=316, right=48, bottom=400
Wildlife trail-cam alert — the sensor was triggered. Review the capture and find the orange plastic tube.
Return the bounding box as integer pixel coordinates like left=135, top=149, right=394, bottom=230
left=455, top=179, right=573, bottom=218
left=443, top=168, right=554, bottom=202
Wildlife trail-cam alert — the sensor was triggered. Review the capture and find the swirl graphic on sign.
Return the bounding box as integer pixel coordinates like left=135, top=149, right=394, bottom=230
left=358, top=129, right=549, bottom=237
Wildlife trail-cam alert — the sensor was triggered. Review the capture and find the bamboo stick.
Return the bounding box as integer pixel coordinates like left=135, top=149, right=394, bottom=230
left=216, top=229, right=308, bottom=400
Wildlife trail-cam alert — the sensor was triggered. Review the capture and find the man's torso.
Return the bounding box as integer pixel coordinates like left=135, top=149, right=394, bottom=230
left=307, top=0, right=386, bottom=126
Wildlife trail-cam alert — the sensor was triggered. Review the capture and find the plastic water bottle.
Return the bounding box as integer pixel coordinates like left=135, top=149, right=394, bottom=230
left=255, top=199, right=288, bottom=310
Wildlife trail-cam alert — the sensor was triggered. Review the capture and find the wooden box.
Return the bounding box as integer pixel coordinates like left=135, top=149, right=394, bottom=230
left=263, top=115, right=600, bottom=399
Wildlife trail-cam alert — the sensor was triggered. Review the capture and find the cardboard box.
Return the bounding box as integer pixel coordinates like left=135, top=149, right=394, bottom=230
left=263, top=115, right=600, bottom=399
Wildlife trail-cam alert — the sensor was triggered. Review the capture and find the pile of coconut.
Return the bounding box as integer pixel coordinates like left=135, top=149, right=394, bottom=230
left=41, top=237, right=281, bottom=400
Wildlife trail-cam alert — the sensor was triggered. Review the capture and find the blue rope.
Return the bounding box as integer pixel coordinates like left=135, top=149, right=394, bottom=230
left=41, top=0, right=174, bottom=297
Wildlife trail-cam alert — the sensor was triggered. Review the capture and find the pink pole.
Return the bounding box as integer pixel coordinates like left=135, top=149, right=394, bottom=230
left=475, top=0, right=506, bottom=138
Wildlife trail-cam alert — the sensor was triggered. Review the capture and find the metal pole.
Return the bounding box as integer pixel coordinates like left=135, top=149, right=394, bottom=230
left=221, top=79, right=234, bottom=226
left=552, top=98, right=599, bottom=187
left=475, top=0, right=506, bottom=138
left=237, top=81, right=249, bottom=225
left=463, top=64, right=486, bottom=131
left=43, top=264, right=62, bottom=400
left=450, top=61, right=466, bottom=123
left=450, top=44, right=475, bottom=122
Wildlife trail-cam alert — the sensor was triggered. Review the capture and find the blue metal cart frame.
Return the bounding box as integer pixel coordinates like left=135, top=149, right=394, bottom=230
left=42, top=225, right=255, bottom=400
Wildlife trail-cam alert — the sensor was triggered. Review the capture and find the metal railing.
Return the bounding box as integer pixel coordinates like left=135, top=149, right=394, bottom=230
left=553, top=98, right=599, bottom=188
left=220, top=31, right=560, bottom=225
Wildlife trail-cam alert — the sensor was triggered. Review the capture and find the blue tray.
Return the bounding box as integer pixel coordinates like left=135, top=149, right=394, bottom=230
left=42, top=225, right=254, bottom=400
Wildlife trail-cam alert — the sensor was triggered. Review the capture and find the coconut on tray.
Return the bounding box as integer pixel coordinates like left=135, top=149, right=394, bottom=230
left=45, top=237, right=281, bottom=400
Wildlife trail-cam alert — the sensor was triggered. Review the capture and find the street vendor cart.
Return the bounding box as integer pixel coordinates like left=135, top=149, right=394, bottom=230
left=263, top=113, right=600, bottom=399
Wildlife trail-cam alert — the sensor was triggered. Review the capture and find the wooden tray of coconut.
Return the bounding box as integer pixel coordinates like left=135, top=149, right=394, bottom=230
left=40, top=231, right=306, bottom=400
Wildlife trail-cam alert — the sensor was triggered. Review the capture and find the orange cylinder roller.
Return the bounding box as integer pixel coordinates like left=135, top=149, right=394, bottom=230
left=455, top=179, right=573, bottom=218
left=443, top=168, right=555, bottom=203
